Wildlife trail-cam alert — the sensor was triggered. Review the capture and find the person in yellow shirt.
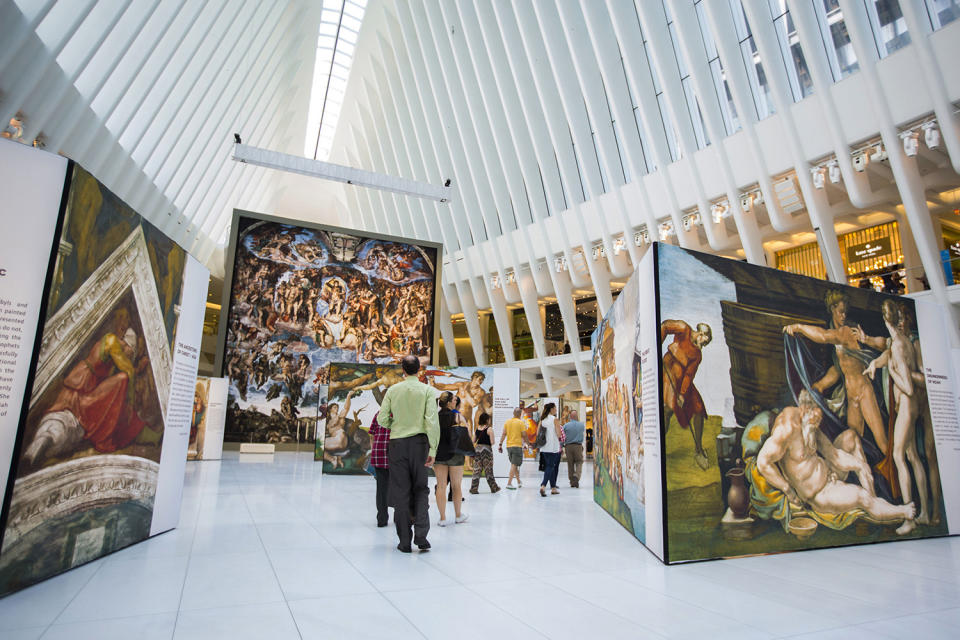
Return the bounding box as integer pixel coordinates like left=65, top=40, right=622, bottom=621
left=498, top=407, right=525, bottom=489
left=379, top=355, right=440, bottom=553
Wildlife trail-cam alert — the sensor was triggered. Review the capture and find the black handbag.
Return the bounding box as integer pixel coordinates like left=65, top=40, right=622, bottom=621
left=452, top=425, right=476, bottom=456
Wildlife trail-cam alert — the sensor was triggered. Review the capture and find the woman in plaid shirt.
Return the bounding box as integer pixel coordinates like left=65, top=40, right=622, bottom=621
left=369, top=412, right=391, bottom=527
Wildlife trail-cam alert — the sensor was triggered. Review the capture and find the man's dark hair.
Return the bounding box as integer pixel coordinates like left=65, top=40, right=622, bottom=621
left=401, top=354, right=420, bottom=376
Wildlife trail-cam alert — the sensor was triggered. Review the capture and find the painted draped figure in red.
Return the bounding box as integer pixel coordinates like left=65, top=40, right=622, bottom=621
left=660, top=319, right=713, bottom=470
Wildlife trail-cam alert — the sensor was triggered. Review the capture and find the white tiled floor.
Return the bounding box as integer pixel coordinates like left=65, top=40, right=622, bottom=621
left=1, top=452, right=959, bottom=639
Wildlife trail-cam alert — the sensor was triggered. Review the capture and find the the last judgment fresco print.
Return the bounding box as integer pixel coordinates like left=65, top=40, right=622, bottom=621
left=221, top=215, right=438, bottom=446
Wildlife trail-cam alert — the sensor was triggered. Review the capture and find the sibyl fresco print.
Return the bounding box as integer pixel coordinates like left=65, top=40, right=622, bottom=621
left=0, top=165, right=190, bottom=595
left=656, top=244, right=947, bottom=562
left=220, top=213, right=439, bottom=446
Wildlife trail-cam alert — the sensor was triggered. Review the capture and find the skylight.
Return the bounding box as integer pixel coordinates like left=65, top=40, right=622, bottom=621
left=304, top=0, right=367, bottom=160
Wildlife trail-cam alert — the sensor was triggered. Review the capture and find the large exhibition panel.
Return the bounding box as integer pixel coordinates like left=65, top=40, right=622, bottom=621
left=217, top=211, right=442, bottom=447
left=0, top=140, right=207, bottom=595
left=317, top=364, right=520, bottom=476
left=593, top=243, right=960, bottom=563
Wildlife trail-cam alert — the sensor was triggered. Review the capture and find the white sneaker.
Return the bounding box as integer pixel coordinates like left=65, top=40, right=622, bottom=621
left=517, top=480, right=523, bottom=488
left=455, top=513, right=469, bottom=524
left=438, top=519, right=448, bottom=527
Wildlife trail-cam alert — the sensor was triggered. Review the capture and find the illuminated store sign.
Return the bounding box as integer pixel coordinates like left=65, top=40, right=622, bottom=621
left=846, top=237, right=891, bottom=263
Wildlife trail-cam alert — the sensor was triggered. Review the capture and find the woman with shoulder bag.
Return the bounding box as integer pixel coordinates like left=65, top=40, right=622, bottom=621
left=434, top=392, right=468, bottom=526
left=538, top=403, right=565, bottom=497
left=469, top=412, right=500, bottom=494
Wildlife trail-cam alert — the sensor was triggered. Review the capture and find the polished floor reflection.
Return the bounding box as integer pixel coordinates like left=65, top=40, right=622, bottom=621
left=0, top=452, right=958, bottom=639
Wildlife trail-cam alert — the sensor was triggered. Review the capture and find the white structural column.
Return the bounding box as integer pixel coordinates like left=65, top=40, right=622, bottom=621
left=899, top=0, right=960, bottom=175
left=836, top=0, right=959, bottom=344
left=634, top=0, right=744, bottom=254
left=786, top=0, right=893, bottom=209
left=667, top=0, right=765, bottom=264
left=477, top=0, right=592, bottom=387
left=700, top=0, right=804, bottom=236
left=604, top=0, right=701, bottom=251
left=738, top=0, right=846, bottom=283
left=512, top=0, right=614, bottom=314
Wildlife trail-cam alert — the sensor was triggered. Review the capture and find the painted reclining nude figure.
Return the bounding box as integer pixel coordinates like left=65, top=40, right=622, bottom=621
left=751, top=390, right=915, bottom=534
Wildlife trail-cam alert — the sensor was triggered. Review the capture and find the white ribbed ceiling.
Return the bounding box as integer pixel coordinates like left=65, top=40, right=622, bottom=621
left=0, top=0, right=324, bottom=274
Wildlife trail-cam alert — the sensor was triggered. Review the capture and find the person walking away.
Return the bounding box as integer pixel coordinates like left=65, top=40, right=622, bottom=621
left=379, top=355, right=439, bottom=553
left=498, top=407, right=525, bottom=489
left=538, top=403, right=564, bottom=496
left=435, top=392, right=469, bottom=526
left=470, top=412, right=500, bottom=494
left=368, top=411, right=391, bottom=526
left=562, top=410, right=586, bottom=488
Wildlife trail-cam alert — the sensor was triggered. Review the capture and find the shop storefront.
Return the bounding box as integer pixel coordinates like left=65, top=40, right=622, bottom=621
left=775, top=221, right=907, bottom=292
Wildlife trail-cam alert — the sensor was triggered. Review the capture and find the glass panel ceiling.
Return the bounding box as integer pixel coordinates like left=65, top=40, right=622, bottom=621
left=305, top=0, right=367, bottom=160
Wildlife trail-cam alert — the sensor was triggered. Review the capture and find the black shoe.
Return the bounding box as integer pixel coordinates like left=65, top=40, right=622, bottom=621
left=397, top=543, right=412, bottom=553
left=416, top=539, right=431, bottom=551
left=377, top=522, right=388, bottom=528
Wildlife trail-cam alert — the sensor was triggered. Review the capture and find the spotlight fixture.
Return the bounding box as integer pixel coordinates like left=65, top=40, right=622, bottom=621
left=740, top=194, right=753, bottom=211
left=923, top=122, right=940, bottom=149
left=753, top=191, right=764, bottom=205
left=505, top=271, right=516, bottom=285
left=613, top=237, right=625, bottom=255
left=634, top=229, right=650, bottom=246
left=870, top=143, right=887, bottom=163
left=591, top=245, right=606, bottom=261
left=658, top=221, right=675, bottom=240
left=710, top=202, right=729, bottom=225
left=901, top=131, right=919, bottom=157
left=682, top=213, right=701, bottom=231
left=852, top=151, right=869, bottom=172
left=811, top=167, right=825, bottom=189
left=490, top=275, right=500, bottom=289
left=827, top=161, right=841, bottom=184
left=554, top=256, right=567, bottom=272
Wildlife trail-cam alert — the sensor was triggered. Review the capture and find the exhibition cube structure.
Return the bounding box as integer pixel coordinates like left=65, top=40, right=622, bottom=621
left=593, top=243, right=960, bottom=563
left=0, top=139, right=208, bottom=595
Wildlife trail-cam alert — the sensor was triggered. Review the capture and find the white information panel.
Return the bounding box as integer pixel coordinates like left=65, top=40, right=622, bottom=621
left=638, top=250, right=664, bottom=560
left=150, top=255, right=209, bottom=535
left=491, top=367, right=520, bottom=477
left=0, top=140, right=67, bottom=503
left=915, top=300, right=960, bottom=535
left=200, top=377, right=229, bottom=460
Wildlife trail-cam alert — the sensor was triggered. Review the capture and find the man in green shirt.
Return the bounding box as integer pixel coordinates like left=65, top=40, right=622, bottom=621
left=379, top=355, right=440, bottom=552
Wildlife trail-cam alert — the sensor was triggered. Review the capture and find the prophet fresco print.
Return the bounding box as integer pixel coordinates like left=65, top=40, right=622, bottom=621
left=220, top=214, right=439, bottom=445
left=187, top=378, right=210, bottom=460
left=656, top=244, right=948, bottom=562
left=0, top=166, right=187, bottom=595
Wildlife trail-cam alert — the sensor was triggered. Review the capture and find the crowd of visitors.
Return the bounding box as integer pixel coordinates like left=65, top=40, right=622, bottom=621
left=373, top=355, right=590, bottom=552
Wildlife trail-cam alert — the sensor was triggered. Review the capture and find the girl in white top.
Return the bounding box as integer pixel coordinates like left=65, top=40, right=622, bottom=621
left=538, top=403, right=564, bottom=496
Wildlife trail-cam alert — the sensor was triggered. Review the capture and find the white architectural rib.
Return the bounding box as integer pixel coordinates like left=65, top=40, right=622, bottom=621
left=738, top=0, right=845, bottom=283
left=667, top=0, right=764, bottom=264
